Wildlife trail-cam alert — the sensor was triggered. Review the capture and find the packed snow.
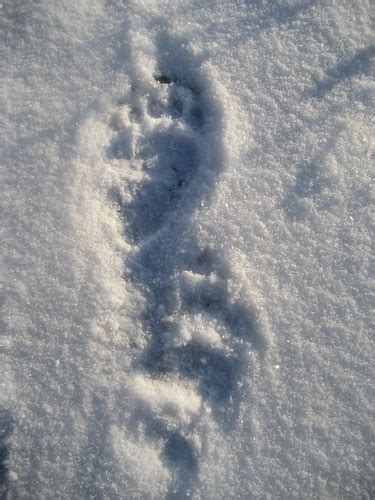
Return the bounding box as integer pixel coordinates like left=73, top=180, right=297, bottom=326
left=1, top=0, right=374, bottom=498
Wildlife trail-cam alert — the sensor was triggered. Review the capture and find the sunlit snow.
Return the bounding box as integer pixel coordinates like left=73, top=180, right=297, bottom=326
left=1, top=0, right=374, bottom=498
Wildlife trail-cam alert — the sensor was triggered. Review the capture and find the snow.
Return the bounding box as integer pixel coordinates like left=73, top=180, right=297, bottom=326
left=1, top=0, right=374, bottom=498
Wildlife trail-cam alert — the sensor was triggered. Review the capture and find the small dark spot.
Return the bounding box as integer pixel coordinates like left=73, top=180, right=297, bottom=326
left=154, top=74, right=173, bottom=84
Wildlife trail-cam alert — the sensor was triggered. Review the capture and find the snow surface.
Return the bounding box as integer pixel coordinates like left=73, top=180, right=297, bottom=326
left=1, top=0, right=374, bottom=498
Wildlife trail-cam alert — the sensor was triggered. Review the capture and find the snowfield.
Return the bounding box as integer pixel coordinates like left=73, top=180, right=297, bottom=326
left=1, top=0, right=374, bottom=498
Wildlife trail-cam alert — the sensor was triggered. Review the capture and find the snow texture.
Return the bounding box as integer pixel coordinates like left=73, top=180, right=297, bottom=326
left=1, top=0, right=374, bottom=498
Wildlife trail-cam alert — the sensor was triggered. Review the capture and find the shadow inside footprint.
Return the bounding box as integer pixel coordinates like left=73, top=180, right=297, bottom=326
left=179, top=275, right=265, bottom=350
left=176, top=344, right=238, bottom=404
left=163, top=432, right=198, bottom=500
left=124, top=131, right=199, bottom=241
left=187, top=105, right=204, bottom=130
left=125, top=404, right=198, bottom=499
left=152, top=70, right=204, bottom=125
left=163, top=432, right=197, bottom=471
left=136, top=336, right=240, bottom=426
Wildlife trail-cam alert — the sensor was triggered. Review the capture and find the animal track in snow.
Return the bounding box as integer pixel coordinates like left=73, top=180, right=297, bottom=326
left=108, top=69, right=204, bottom=243
left=105, top=33, right=266, bottom=496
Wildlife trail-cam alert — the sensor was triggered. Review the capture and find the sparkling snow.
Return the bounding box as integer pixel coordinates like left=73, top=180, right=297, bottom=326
left=1, top=0, right=374, bottom=498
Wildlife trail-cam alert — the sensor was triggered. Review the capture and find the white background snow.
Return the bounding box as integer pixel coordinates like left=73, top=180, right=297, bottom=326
left=1, top=0, right=374, bottom=498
